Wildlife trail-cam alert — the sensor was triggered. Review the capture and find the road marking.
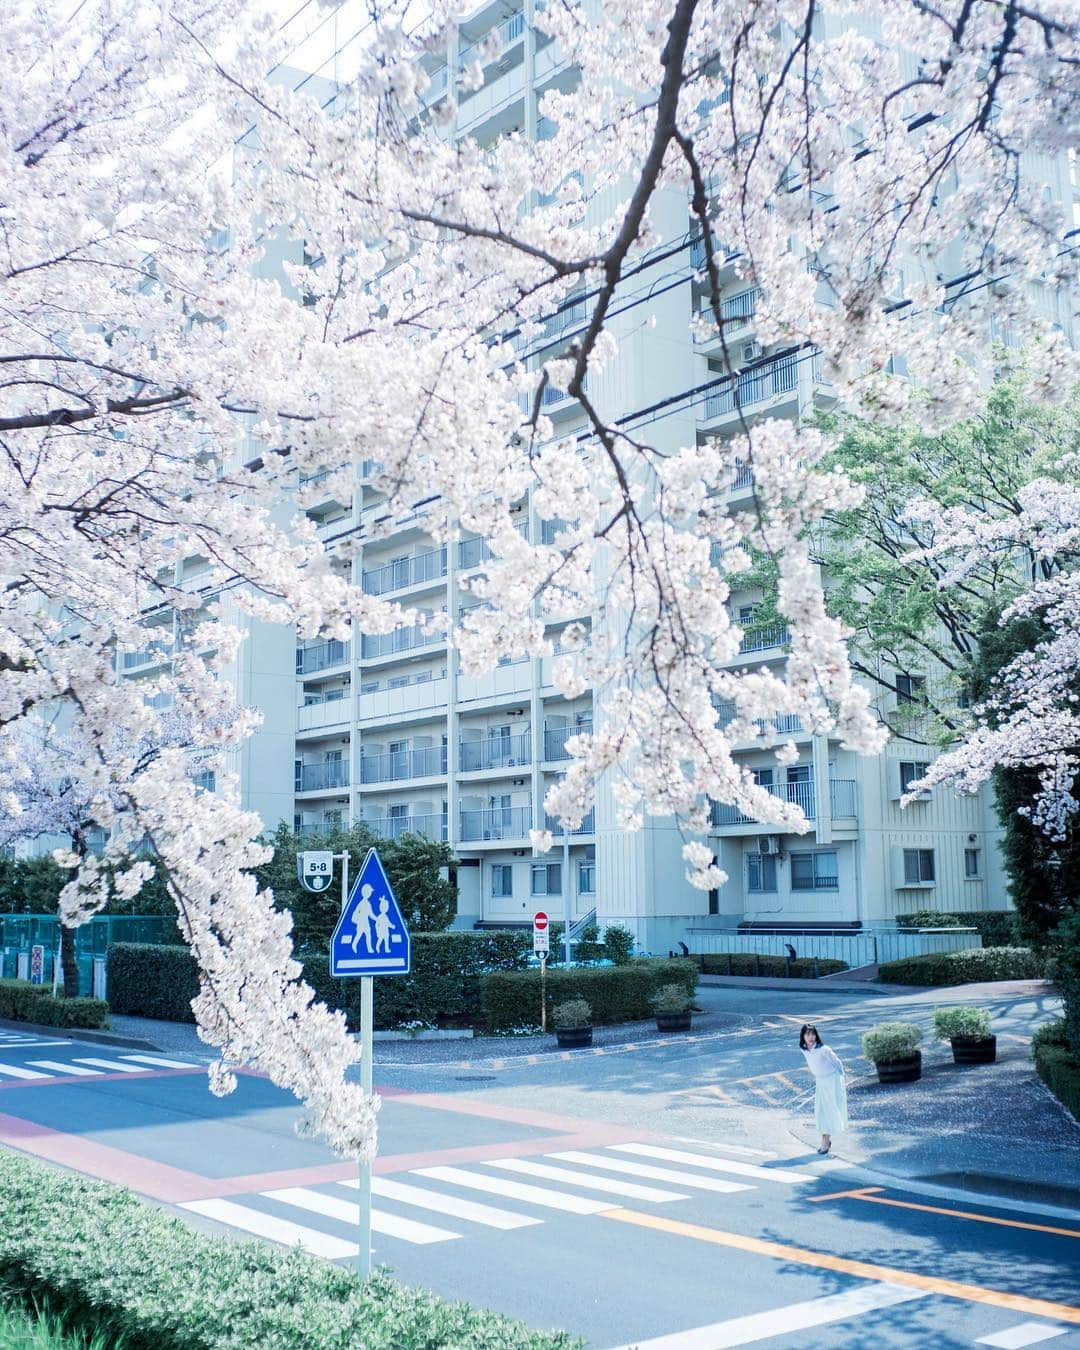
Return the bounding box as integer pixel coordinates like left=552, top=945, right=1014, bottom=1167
left=72, top=1057, right=147, bottom=1073
left=121, top=1054, right=198, bottom=1070
left=27, top=1060, right=102, bottom=1077
left=0, top=1063, right=51, bottom=1080
left=609, top=1143, right=816, bottom=1183
left=357, top=1176, right=540, bottom=1230
left=670, top=1137, right=776, bottom=1158
left=606, top=1281, right=928, bottom=1348
left=598, top=1209, right=1080, bottom=1324
left=180, top=1197, right=357, bottom=1259
left=548, top=1151, right=753, bottom=1194
left=411, top=1166, right=616, bottom=1214
left=0, top=1039, right=72, bottom=1049
left=808, top=1187, right=1080, bottom=1239
left=264, top=1186, right=458, bottom=1245
left=484, top=1158, right=688, bottom=1203
left=975, top=1322, right=1070, bottom=1347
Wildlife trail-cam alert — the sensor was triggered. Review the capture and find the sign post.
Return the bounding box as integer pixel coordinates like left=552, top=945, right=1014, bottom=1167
left=533, top=912, right=549, bottom=1032
left=328, top=847, right=411, bottom=1281
left=29, top=945, right=44, bottom=987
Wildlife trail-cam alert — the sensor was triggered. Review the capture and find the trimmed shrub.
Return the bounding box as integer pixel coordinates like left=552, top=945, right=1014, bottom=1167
left=479, top=958, right=697, bottom=1032
left=603, top=925, right=635, bottom=965
left=699, top=954, right=848, bottom=978
left=932, top=1006, right=992, bottom=1041
left=553, top=999, right=591, bottom=1029
left=1034, top=1043, right=1080, bottom=1123
left=876, top=946, right=1046, bottom=987
left=862, top=1022, right=922, bottom=1063
left=106, top=944, right=199, bottom=1023
left=895, top=910, right=1020, bottom=946
left=0, top=979, right=108, bottom=1029
left=0, top=1151, right=580, bottom=1349
left=1032, top=1018, right=1069, bottom=1051
left=651, top=982, right=692, bottom=1015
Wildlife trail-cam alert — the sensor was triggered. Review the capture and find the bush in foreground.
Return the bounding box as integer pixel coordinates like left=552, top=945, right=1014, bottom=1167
left=106, top=945, right=199, bottom=1023
left=0, top=979, right=108, bottom=1029
left=876, top=947, right=1046, bottom=986
left=894, top=910, right=1020, bottom=946
left=1033, top=1041, right=1080, bottom=1124
left=699, top=954, right=848, bottom=978
left=0, top=1152, right=579, bottom=1350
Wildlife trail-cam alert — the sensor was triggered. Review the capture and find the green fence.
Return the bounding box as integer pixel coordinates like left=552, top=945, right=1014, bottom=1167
left=0, top=915, right=175, bottom=997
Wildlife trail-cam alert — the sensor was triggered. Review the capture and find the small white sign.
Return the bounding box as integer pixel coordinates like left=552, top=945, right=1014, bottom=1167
left=300, top=851, right=334, bottom=893
left=533, top=929, right=550, bottom=956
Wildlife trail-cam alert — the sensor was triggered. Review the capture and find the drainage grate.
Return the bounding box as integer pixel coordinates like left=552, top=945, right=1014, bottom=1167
left=453, top=1074, right=498, bottom=1083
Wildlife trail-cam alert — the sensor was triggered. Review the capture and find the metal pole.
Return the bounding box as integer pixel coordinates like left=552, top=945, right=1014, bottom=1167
left=540, top=955, right=547, bottom=1032
left=357, top=975, right=373, bottom=1279
left=563, top=828, right=571, bottom=967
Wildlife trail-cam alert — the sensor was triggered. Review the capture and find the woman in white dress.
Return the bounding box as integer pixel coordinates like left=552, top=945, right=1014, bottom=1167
left=799, top=1023, right=847, bottom=1154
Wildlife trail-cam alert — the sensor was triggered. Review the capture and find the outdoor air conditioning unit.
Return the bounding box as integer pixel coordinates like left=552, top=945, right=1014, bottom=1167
left=743, top=340, right=762, bottom=362
left=513, top=778, right=526, bottom=787
left=759, top=835, right=782, bottom=856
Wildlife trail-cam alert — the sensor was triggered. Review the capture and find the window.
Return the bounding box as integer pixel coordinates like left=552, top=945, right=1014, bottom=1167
left=293, top=813, right=302, bottom=834
left=361, top=681, right=380, bottom=693
left=388, top=675, right=408, bottom=689
left=752, top=767, right=774, bottom=788
left=578, top=857, right=596, bottom=894
left=903, top=848, right=935, bottom=885
left=192, top=769, right=216, bottom=793
left=786, top=764, right=811, bottom=784
left=532, top=862, right=562, bottom=895
left=899, top=761, right=930, bottom=794
left=896, top=673, right=926, bottom=705
left=414, top=670, right=432, bottom=683
left=965, top=848, right=981, bottom=879
left=790, top=850, right=839, bottom=891
left=747, top=853, right=778, bottom=892
left=491, top=864, right=513, bottom=898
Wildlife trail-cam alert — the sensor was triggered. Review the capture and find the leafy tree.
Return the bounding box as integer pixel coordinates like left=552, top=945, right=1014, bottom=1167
left=0, top=855, right=66, bottom=915
left=256, top=822, right=457, bottom=951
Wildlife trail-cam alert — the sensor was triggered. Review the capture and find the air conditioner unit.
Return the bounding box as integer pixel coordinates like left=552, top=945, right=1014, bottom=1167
left=513, top=778, right=526, bottom=787
left=759, top=835, right=781, bottom=856
left=743, top=340, right=762, bottom=362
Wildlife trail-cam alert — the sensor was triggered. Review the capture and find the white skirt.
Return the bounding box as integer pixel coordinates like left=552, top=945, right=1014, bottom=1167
left=814, top=1072, right=848, bottom=1134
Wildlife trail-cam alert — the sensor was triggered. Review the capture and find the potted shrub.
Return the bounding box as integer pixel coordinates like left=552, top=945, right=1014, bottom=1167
left=552, top=998, right=593, bottom=1049
left=652, top=982, right=693, bottom=1032
left=933, top=1005, right=996, bottom=1065
left=862, top=1022, right=923, bottom=1083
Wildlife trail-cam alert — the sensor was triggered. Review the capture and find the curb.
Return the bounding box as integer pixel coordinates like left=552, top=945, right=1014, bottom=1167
left=0, top=1018, right=159, bottom=1051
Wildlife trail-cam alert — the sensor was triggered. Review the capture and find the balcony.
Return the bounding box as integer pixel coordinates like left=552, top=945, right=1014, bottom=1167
left=362, top=547, right=447, bottom=596
left=460, top=731, right=531, bottom=772
left=460, top=806, right=532, bottom=842
left=360, top=745, right=447, bottom=784
left=296, top=640, right=350, bottom=675
left=458, top=11, right=525, bottom=73
left=701, top=353, right=799, bottom=422
left=712, top=703, right=803, bottom=737
left=459, top=520, right=528, bottom=570
left=298, top=692, right=350, bottom=732
left=695, top=287, right=761, bottom=344
left=543, top=723, right=592, bottom=761
left=544, top=811, right=596, bottom=836
left=709, top=778, right=856, bottom=826
left=738, top=624, right=790, bottom=655
left=296, top=761, right=350, bottom=792
left=367, top=813, right=448, bottom=842
left=122, top=638, right=175, bottom=670
left=361, top=623, right=445, bottom=661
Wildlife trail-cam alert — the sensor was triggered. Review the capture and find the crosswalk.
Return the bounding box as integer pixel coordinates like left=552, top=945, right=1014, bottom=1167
left=0, top=1051, right=195, bottom=1081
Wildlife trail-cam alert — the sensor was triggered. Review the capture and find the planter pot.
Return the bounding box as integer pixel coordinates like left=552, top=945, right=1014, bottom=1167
left=555, top=1026, right=593, bottom=1049
left=951, top=1035, right=997, bottom=1065
left=655, top=1012, right=692, bottom=1032
left=874, top=1050, right=922, bottom=1084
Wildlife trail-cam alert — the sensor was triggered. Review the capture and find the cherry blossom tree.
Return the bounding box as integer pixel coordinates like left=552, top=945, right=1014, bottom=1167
left=3, top=0, right=1077, bottom=1155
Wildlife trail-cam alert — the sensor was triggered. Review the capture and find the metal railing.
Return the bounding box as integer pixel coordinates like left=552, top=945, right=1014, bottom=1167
left=360, top=745, right=447, bottom=783
left=543, top=723, right=592, bottom=760
left=739, top=625, right=789, bottom=654
left=367, top=813, right=448, bottom=841
left=459, top=806, right=532, bottom=841
left=122, top=639, right=174, bottom=669
left=458, top=12, right=525, bottom=71
left=296, top=761, right=350, bottom=792
left=296, top=640, right=350, bottom=674
left=362, top=547, right=447, bottom=596
left=829, top=777, right=857, bottom=816
left=459, top=520, right=528, bottom=570
left=460, top=731, right=532, bottom=771
left=709, top=778, right=856, bottom=826
left=703, top=353, right=798, bottom=420
left=361, top=623, right=444, bottom=660
left=544, top=811, right=596, bottom=835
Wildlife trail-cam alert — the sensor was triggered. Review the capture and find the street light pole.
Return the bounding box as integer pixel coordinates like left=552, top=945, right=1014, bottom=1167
left=563, top=826, right=571, bottom=967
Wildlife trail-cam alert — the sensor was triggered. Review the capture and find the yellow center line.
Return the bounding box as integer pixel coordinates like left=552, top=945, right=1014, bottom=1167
left=808, top=1187, right=1080, bottom=1239
left=598, top=1208, right=1080, bottom=1325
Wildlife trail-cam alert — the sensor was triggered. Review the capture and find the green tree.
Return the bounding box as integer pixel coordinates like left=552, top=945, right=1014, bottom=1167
left=256, top=822, right=458, bottom=950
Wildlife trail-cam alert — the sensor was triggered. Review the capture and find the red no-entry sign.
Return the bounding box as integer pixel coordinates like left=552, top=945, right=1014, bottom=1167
left=533, top=911, right=549, bottom=933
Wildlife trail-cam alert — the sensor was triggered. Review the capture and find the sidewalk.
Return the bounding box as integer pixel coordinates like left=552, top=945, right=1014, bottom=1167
left=700, top=974, right=1055, bottom=1002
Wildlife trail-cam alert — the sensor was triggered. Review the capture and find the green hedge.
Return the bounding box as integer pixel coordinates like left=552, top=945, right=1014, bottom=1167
left=0, top=979, right=108, bottom=1029
left=895, top=910, right=1020, bottom=946
left=699, top=954, right=848, bottom=978
left=106, top=944, right=200, bottom=1023
left=479, top=958, right=698, bottom=1032
left=1034, top=1042, right=1080, bottom=1123
left=876, top=946, right=1046, bottom=986
left=0, top=1151, right=578, bottom=1350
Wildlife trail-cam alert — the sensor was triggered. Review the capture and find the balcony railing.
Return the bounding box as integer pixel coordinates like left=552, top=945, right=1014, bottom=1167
left=296, top=640, right=350, bottom=675
left=360, top=745, right=447, bottom=783
left=709, top=778, right=856, bottom=826
left=362, top=547, right=447, bottom=596
left=459, top=520, right=528, bottom=570
left=543, top=723, right=592, bottom=761
left=460, top=806, right=532, bottom=841
left=458, top=11, right=525, bottom=71
left=712, top=703, right=803, bottom=736
left=738, top=624, right=789, bottom=654
left=296, top=761, right=350, bottom=792
left=367, top=813, right=448, bottom=841
left=460, top=732, right=531, bottom=772
left=703, top=353, right=798, bottom=420
left=122, top=638, right=174, bottom=669
left=361, top=623, right=444, bottom=660
left=544, top=811, right=596, bottom=835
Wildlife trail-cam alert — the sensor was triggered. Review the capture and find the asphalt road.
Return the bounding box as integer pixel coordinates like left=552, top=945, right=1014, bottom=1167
left=0, top=988, right=1077, bottom=1348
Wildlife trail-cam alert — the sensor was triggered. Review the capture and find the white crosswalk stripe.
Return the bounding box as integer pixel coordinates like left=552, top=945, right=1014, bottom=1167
left=547, top=1150, right=754, bottom=1194
left=121, top=1053, right=197, bottom=1070
left=181, top=1198, right=357, bottom=1259
left=975, top=1323, right=1070, bottom=1348
left=71, top=1057, right=148, bottom=1073
left=411, top=1165, right=616, bottom=1214
left=0, top=1062, right=51, bottom=1079
left=608, top=1143, right=816, bottom=1184
left=605, top=1282, right=929, bottom=1348
left=355, top=1176, right=541, bottom=1230
left=0, top=1038, right=72, bottom=1049
left=484, top=1158, right=689, bottom=1203
left=27, top=1060, right=102, bottom=1076
left=264, top=1186, right=459, bottom=1245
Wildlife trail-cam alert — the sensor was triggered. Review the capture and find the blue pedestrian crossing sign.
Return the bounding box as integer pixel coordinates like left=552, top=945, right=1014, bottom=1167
left=330, top=848, right=411, bottom=977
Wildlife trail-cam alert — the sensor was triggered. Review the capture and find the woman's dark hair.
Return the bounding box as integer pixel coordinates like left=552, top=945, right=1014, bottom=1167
left=799, top=1023, right=824, bottom=1049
